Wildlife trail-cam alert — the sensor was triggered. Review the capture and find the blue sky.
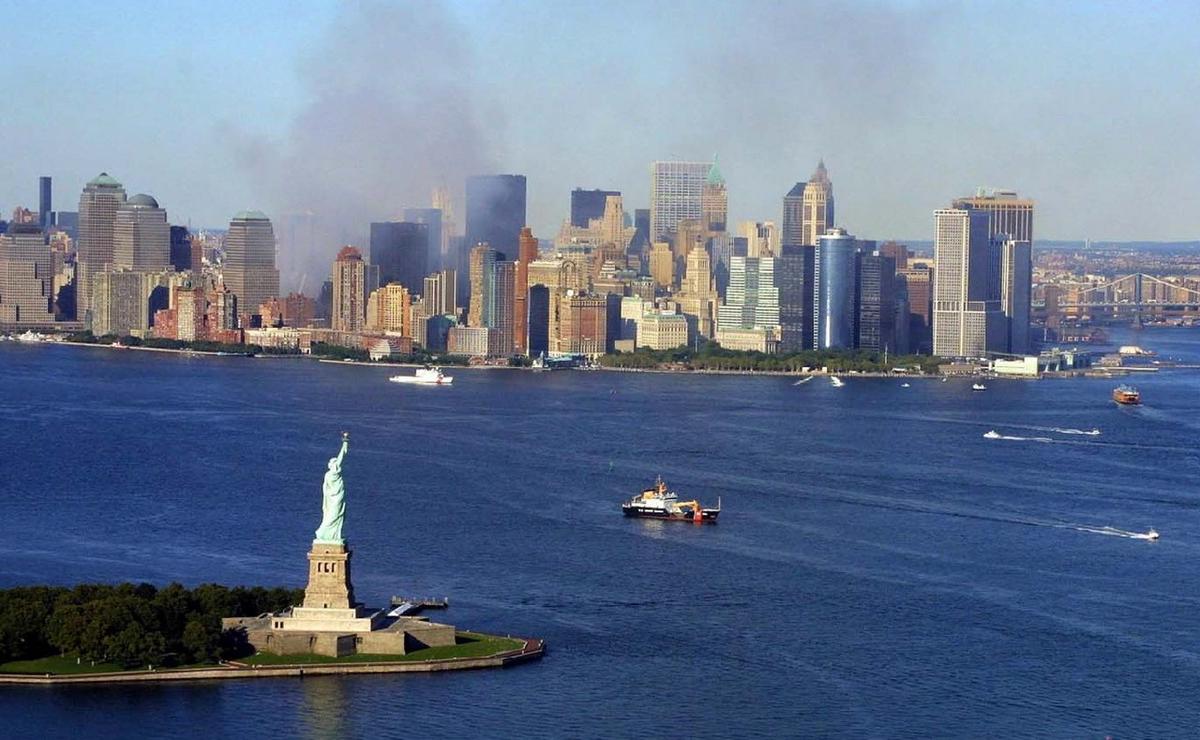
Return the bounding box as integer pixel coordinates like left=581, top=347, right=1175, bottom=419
left=1, top=0, right=1197, bottom=278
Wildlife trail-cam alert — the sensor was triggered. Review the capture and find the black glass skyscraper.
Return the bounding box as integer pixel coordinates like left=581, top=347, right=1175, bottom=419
left=570, top=188, right=619, bottom=228
left=369, top=222, right=429, bottom=293
left=169, top=225, right=191, bottom=272
left=39, top=176, right=52, bottom=230
left=402, top=207, right=443, bottom=271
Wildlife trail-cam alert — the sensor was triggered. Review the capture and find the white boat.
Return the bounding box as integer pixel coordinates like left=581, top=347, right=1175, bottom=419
left=389, top=367, right=453, bottom=385
left=900, top=382, right=911, bottom=388
left=1144, top=529, right=1160, bottom=541
left=1085, top=428, right=1101, bottom=436
left=972, top=383, right=987, bottom=391
left=830, top=376, right=845, bottom=387
left=983, top=430, right=1002, bottom=439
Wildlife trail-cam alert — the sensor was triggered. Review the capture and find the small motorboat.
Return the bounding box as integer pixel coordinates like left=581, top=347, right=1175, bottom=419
left=972, top=383, right=987, bottom=391
left=983, top=430, right=1002, bottom=439
left=900, top=382, right=911, bottom=388
left=1144, top=529, right=1160, bottom=541
left=830, top=376, right=845, bottom=388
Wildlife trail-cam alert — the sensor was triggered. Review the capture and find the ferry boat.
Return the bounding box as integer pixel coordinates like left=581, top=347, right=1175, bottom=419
left=1112, top=385, right=1141, bottom=405
left=389, top=367, right=454, bottom=385
left=622, top=477, right=720, bottom=523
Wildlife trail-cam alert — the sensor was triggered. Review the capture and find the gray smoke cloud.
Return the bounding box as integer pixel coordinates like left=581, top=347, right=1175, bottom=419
left=228, top=0, right=499, bottom=292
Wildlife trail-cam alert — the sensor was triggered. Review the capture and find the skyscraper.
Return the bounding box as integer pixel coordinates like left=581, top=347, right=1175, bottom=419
left=169, top=225, right=192, bottom=272
left=0, top=222, right=55, bottom=324
left=952, top=189, right=1034, bottom=354
left=631, top=209, right=651, bottom=256
left=857, top=253, right=897, bottom=352
left=740, top=221, right=780, bottom=258
left=38, top=176, right=52, bottom=231
left=401, top=208, right=442, bottom=274
left=527, top=284, right=550, bottom=357
left=332, top=246, right=369, bottom=333
left=365, top=283, right=412, bottom=335
left=467, top=243, right=499, bottom=328
left=489, top=261, right=515, bottom=355
left=717, top=256, right=780, bottom=351
left=879, top=241, right=909, bottom=270
left=514, top=227, right=538, bottom=355
left=781, top=182, right=806, bottom=247
left=421, top=269, right=458, bottom=318
left=223, top=210, right=280, bottom=325
left=113, top=194, right=170, bottom=271
left=370, top=221, right=429, bottom=293
left=77, top=172, right=127, bottom=319
left=813, top=228, right=859, bottom=350
left=570, top=189, right=620, bottom=228
left=777, top=244, right=815, bottom=352
left=650, top=160, right=711, bottom=242
left=800, top=160, right=835, bottom=247
left=700, top=158, right=727, bottom=234
left=932, top=209, right=1005, bottom=357
left=897, top=266, right=933, bottom=353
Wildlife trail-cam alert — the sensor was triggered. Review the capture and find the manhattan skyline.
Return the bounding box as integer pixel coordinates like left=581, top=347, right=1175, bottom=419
left=2, top=0, right=1197, bottom=253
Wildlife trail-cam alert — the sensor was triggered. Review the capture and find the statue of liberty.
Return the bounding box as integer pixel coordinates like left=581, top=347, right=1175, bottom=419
left=314, top=432, right=350, bottom=544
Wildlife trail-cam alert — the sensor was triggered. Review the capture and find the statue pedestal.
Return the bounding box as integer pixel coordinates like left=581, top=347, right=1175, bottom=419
left=279, top=541, right=382, bottom=632
left=302, top=541, right=355, bottom=609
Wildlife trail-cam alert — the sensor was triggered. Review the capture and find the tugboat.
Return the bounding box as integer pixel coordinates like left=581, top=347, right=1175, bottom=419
left=622, top=477, right=720, bottom=523
left=1112, top=385, right=1141, bottom=405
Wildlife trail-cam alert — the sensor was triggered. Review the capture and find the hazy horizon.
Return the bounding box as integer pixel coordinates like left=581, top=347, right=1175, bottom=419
left=2, top=0, right=1198, bottom=285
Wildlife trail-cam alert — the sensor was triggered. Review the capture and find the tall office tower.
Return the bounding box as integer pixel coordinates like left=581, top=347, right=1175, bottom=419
left=527, top=284, right=550, bottom=357
left=951, top=189, right=1033, bottom=243
left=370, top=221, right=428, bottom=293
left=513, top=227, right=538, bottom=355
left=718, top=257, right=780, bottom=333
left=700, top=158, right=727, bottom=234
left=1000, top=239, right=1032, bottom=353
left=813, top=228, right=859, bottom=350
left=169, top=226, right=191, bottom=272
left=800, top=160, right=835, bottom=247
left=678, top=246, right=718, bottom=338
left=365, top=283, right=412, bottom=335
left=76, top=172, right=127, bottom=319
left=223, top=210, right=279, bottom=325
left=467, top=243, right=499, bottom=327
left=897, top=266, right=933, bottom=353
left=777, top=244, right=815, bottom=352
left=464, top=175, right=525, bottom=296
left=673, top=218, right=704, bottom=279
left=489, top=261, right=515, bottom=355
left=740, top=221, right=780, bottom=258
left=38, top=176, right=52, bottom=231
left=421, top=269, right=458, bottom=318
left=332, top=246, right=370, bottom=332
left=782, top=182, right=806, bottom=247
left=650, top=160, right=711, bottom=241
left=631, top=209, right=651, bottom=256
left=402, top=208, right=442, bottom=273
left=555, top=292, right=613, bottom=356
left=879, top=241, right=909, bottom=270
left=113, top=194, right=170, bottom=271
left=857, top=253, right=897, bottom=352
left=571, top=188, right=620, bottom=228
left=56, top=211, right=79, bottom=241
left=932, top=209, right=1005, bottom=357
left=0, top=222, right=55, bottom=324
left=316, top=279, right=333, bottom=320
left=951, top=189, right=1034, bottom=354
left=648, top=241, right=674, bottom=289
left=91, top=270, right=146, bottom=336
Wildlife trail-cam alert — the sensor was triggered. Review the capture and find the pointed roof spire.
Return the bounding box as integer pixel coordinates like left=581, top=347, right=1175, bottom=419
left=811, top=158, right=828, bottom=183
left=706, top=154, right=725, bottom=187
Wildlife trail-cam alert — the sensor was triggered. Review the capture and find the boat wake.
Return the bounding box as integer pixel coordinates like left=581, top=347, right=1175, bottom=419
left=1050, top=427, right=1102, bottom=436
left=1071, top=525, right=1160, bottom=541
left=983, top=431, right=1053, bottom=443
left=792, top=376, right=813, bottom=386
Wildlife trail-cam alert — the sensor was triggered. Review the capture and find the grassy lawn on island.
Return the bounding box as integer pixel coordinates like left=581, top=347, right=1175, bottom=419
left=0, top=655, right=126, bottom=675
left=240, top=632, right=525, bottom=667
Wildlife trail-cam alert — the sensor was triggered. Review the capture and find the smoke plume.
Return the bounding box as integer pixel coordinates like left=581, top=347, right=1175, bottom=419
left=229, top=0, right=498, bottom=292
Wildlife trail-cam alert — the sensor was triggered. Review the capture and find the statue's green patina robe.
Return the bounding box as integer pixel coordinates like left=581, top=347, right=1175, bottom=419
left=314, top=435, right=349, bottom=544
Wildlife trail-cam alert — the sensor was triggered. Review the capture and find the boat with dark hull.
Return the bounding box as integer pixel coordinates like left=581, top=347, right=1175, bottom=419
left=622, top=477, right=720, bottom=523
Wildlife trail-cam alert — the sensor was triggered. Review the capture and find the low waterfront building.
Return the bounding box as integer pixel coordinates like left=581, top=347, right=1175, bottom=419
left=447, top=325, right=493, bottom=357
left=714, top=326, right=778, bottom=353
left=245, top=327, right=308, bottom=353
